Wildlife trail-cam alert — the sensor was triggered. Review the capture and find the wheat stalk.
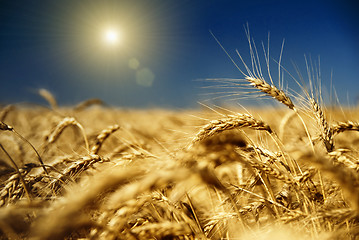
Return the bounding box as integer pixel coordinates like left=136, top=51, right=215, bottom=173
left=279, top=110, right=296, bottom=140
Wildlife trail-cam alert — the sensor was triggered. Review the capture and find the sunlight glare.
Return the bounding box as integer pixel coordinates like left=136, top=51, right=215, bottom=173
left=103, top=28, right=121, bottom=45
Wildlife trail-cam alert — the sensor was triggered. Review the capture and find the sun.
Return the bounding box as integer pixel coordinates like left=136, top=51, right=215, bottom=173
left=103, top=28, right=121, bottom=45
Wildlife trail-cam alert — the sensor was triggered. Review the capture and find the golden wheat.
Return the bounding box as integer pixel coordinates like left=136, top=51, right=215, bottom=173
left=332, top=121, right=359, bottom=134
left=74, top=98, right=104, bottom=111
left=46, top=117, right=89, bottom=152
left=90, top=124, right=120, bottom=155
left=0, top=105, right=15, bottom=122
left=38, top=88, right=58, bottom=110
left=189, top=113, right=272, bottom=148
left=246, top=76, right=294, bottom=109
left=310, top=98, right=334, bottom=152
left=0, top=105, right=358, bottom=239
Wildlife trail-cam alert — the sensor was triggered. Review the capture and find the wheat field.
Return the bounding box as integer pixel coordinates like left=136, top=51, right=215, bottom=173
left=0, top=96, right=359, bottom=240
left=1, top=34, right=359, bottom=239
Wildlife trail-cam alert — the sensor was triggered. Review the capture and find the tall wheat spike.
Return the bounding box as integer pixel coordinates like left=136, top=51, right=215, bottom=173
left=310, top=98, right=333, bottom=152
left=210, top=29, right=315, bottom=153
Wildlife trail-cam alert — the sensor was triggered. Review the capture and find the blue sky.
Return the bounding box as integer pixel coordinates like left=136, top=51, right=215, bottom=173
left=0, top=0, right=358, bottom=108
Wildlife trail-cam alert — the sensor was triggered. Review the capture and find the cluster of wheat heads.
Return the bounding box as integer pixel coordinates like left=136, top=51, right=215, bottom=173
left=195, top=30, right=359, bottom=238
left=1, top=39, right=359, bottom=240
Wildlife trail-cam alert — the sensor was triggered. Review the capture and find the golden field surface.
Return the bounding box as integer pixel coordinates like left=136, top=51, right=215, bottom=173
left=1, top=102, right=359, bottom=240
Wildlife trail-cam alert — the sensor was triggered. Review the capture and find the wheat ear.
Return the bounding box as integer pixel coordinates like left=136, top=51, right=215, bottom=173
left=0, top=105, right=15, bottom=122
left=38, top=88, right=58, bottom=110
left=212, top=31, right=314, bottom=153
left=310, top=98, right=333, bottom=152
left=47, top=117, right=89, bottom=152
left=90, top=124, right=120, bottom=155
left=332, top=121, right=359, bottom=135
left=329, top=149, right=358, bottom=171
left=50, top=154, right=105, bottom=192
left=246, top=77, right=294, bottom=109
left=246, top=157, right=297, bottom=186
left=245, top=77, right=314, bottom=152
left=74, top=98, right=104, bottom=111
left=189, top=113, right=272, bottom=148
